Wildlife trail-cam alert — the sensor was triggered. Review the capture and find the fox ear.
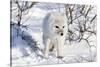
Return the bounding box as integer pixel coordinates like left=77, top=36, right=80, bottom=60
left=48, top=12, right=54, bottom=18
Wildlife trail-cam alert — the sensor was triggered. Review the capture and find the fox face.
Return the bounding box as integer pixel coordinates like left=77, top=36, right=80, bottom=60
left=49, top=13, right=68, bottom=36
left=54, top=25, right=65, bottom=36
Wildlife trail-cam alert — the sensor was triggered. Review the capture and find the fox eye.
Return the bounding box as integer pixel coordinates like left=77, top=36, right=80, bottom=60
left=63, top=26, right=65, bottom=28
left=55, top=26, right=59, bottom=28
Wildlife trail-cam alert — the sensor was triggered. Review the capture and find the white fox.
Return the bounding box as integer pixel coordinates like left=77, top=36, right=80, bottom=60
left=42, top=12, right=68, bottom=58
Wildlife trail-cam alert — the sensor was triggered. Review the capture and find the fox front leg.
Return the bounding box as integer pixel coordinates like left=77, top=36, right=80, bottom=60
left=57, top=37, right=65, bottom=58
left=44, top=39, right=51, bottom=59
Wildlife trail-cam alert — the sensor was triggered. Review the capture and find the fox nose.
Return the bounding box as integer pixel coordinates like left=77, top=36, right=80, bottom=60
left=61, top=33, right=63, bottom=36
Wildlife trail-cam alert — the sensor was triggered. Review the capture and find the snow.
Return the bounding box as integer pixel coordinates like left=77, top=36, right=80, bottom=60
left=11, top=1, right=97, bottom=67
left=11, top=26, right=96, bottom=66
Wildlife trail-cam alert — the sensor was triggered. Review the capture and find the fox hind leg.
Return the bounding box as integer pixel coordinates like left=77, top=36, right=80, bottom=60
left=49, top=43, right=54, bottom=52
left=44, top=38, right=51, bottom=58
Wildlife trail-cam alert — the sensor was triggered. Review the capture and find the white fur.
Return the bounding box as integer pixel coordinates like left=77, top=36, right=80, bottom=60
left=42, top=12, right=68, bottom=58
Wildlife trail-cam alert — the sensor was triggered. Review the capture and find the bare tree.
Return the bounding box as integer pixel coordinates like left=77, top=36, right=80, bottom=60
left=65, top=4, right=96, bottom=47
left=11, top=0, right=37, bottom=26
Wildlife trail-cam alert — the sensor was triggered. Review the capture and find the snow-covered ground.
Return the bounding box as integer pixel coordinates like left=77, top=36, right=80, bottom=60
left=11, top=25, right=96, bottom=66
left=11, top=30, right=96, bottom=66
left=11, top=1, right=97, bottom=67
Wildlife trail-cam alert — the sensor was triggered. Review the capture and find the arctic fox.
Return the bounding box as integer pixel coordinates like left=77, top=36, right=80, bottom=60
left=43, top=12, right=68, bottom=58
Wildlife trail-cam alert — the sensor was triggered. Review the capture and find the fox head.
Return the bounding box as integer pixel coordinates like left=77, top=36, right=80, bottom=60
left=48, top=12, right=68, bottom=36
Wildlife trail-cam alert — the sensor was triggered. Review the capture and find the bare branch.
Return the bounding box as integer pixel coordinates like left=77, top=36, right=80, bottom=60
left=85, top=6, right=93, bottom=18
left=90, top=15, right=97, bottom=23
left=69, top=7, right=73, bottom=24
